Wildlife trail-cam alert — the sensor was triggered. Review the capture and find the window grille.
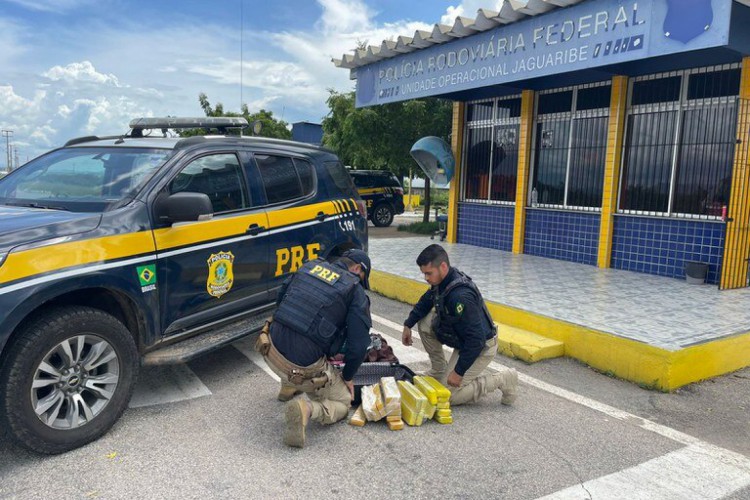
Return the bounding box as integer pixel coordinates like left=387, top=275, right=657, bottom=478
left=619, top=64, right=741, bottom=218
left=531, top=82, right=611, bottom=211
left=462, top=96, right=522, bottom=204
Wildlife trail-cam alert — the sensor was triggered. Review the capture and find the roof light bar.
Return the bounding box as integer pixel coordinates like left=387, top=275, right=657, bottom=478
left=129, top=117, right=249, bottom=131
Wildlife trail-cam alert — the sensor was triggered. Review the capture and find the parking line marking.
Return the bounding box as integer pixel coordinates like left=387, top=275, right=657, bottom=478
left=129, top=364, right=211, bottom=408
left=371, top=313, right=750, bottom=484
left=536, top=444, right=750, bottom=500
left=233, top=337, right=281, bottom=382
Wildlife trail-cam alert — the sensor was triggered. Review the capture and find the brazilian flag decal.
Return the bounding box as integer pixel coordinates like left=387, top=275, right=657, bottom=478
left=137, top=264, right=157, bottom=291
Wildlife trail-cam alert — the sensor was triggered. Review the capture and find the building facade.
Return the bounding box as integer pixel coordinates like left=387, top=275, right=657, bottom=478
left=335, top=0, right=750, bottom=289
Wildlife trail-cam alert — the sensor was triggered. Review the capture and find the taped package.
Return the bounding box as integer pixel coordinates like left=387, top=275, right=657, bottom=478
left=398, top=380, right=427, bottom=426
left=380, top=376, right=401, bottom=417
left=349, top=405, right=366, bottom=427
left=361, top=383, right=386, bottom=421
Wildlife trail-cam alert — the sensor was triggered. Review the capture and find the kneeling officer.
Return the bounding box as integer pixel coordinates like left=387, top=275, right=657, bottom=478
left=256, top=250, right=372, bottom=448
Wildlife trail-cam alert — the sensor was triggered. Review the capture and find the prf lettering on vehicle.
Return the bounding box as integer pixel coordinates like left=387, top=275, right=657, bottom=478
left=308, top=264, right=340, bottom=284
left=275, top=243, right=321, bottom=276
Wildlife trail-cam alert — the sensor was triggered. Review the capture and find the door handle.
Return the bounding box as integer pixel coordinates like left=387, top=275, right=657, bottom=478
left=315, top=211, right=328, bottom=222
left=246, top=223, right=265, bottom=236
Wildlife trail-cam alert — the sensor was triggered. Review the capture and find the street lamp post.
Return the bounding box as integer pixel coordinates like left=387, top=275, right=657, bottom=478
left=1, top=130, right=12, bottom=172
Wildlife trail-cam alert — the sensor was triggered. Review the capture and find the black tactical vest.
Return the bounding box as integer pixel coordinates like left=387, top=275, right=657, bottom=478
left=273, top=259, right=360, bottom=355
left=431, top=269, right=496, bottom=348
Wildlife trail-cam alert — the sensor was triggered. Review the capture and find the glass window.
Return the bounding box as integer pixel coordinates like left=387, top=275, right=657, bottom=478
left=620, top=65, right=741, bottom=217
left=672, top=103, right=736, bottom=215
left=464, top=126, right=492, bottom=200
left=169, top=153, right=247, bottom=213
left=256, top=154, right=304, bottom=204
left=462, top=95, right=522, bottom=204
left=0, top=147, right=169, bottom=212
left=538, top=91, right=573, bottom=115
left=491, top=124, right=519, bottom=202
left=533, top=119, right=570, bottom=205
left=631, top=76, right=681, bottom=105
left=294, top=159, right=315, bottom=196
left=531, top=84, right=610, bottom=209
left=467, top=101, right=493, bottom=122
left=687, top=68, right=741, bottom=100
left=323, top=161, right=358, bottom=197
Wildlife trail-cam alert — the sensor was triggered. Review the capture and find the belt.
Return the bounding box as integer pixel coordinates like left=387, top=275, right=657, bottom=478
left=265, top=331, right=329, bottom=389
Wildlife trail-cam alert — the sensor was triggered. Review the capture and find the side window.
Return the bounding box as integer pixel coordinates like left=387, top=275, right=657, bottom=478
left=294, top=158, right=316, bottom=196
left=256, top=154, right=314, bottom=204
left=169, top=153, right=248, bottom=213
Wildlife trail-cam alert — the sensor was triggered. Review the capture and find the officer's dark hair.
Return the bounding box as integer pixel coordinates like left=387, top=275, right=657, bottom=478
left=416, top=244, right=450, bottom=268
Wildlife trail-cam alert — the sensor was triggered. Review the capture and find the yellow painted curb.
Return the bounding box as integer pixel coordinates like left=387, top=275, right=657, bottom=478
left=370, top=269, right=750, bottom=391
left=496, top=323, right=564, bottom=363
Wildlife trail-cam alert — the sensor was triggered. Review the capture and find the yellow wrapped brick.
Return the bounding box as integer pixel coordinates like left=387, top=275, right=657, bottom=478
left=413, top=376, right=437, bottom=405
left=437, top=408, right=452, bottom=418
left=435, top=415, right=453, bottom=424
left=437, top=401, right=451, bottom=409
left=401, top=403, right=424, bottom=426
left=387, top=418, right=404, bottom=431
left=380, top=376, right=401, bottom=417
left=420, top=376, right=452, bottom=402
left=423, top=401, right=436, bottom=420
left=349, top=405, right=366, bottom=426
left=398, top=380, right=427, bottom=413
left=386, top=415, right=402, bottom=423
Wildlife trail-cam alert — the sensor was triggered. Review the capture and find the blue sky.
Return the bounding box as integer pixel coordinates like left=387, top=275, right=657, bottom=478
left=0, top=0, right=499, bottom=163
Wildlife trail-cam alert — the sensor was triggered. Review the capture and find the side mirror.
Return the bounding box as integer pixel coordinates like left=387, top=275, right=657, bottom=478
left=156, top=192, right=213, bottom=223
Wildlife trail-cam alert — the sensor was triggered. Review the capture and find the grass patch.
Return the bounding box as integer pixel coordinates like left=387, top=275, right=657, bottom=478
left=397, top=221, right=439, bottom=234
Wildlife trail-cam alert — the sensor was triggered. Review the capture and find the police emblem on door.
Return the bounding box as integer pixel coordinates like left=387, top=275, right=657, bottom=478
left=207, top=251, right=235, bottom=298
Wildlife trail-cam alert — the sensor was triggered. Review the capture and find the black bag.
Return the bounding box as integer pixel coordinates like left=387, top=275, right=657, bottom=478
left=348, top=362, right=415, bottom=406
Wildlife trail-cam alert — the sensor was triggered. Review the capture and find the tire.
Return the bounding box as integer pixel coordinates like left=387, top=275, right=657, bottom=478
left=0, top=306, right=138, bottom=454
left=372, top=203, right=394, bottom=227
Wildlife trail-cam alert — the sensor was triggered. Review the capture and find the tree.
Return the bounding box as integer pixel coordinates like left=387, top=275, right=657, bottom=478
left=322, top=90, right=452, bottom=222
left=182, top=93, right=292, bottom=139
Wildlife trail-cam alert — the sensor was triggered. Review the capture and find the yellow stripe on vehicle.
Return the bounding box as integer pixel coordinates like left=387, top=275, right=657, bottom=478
left=152, top=212, right=269, bottom=250
left=0, top=231, right=156, bottom=284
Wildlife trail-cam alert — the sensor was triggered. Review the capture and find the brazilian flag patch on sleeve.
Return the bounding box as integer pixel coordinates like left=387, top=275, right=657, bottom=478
left=456, top=302, right=464, bottom=315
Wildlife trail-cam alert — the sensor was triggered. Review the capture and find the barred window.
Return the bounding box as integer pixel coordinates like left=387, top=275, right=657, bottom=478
left=619, top=65, right=740, bottom=218
left=462, top=96, right=521, bottom=204
left=532, top=82, right=611, bottom=210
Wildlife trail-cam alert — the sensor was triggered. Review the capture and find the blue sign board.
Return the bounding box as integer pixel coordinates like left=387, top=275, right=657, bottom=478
left=355, top=0, right=732, bottom=107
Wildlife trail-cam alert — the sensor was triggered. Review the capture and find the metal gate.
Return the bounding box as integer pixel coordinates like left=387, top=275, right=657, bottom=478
left=720, top=98, right=750, bottom=290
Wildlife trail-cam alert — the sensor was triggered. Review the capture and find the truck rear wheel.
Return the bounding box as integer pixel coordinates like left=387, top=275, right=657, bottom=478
left=0, top=306, right=138, bottom=454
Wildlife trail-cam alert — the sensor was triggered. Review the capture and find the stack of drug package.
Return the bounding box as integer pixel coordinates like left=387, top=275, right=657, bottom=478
left=349, top=376, right=404, bottom=430
left=397, top=380, right=427, bottom=426
left=414, top=376, right=453, bottom=424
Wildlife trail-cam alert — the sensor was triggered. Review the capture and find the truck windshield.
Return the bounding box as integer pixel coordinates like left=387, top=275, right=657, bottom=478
left=0, top=147, right=172, bottom=213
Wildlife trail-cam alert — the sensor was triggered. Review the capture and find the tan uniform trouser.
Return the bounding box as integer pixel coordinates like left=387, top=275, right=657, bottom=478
left=417, top=311, right=499, bottom=406
left=265, top=357, right=351, bottom=425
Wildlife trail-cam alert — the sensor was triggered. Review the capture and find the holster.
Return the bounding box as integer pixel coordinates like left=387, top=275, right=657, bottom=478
left=254, top=320, right=272, bottom=356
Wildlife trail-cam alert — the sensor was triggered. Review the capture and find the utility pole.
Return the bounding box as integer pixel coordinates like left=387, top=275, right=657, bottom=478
left=1, top=130, right=12, bottom=172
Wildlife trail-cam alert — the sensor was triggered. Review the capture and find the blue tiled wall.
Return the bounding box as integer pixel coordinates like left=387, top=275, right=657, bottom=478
left=611, top=216, right=725, bottom=283
left=457, top=203, right=514, bottom=251
left=524, top=209, right=600, bottom=265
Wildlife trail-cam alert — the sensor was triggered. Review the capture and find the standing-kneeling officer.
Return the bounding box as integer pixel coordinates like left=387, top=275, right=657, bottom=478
left=255, top=249, right=371, bottom=448
left=401, top=244, right=518, bottom=406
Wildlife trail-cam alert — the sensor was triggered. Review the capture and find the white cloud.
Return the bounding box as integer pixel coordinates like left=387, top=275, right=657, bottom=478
left=43, top=61, right=121, bottom=86
left=441, top=1, right=505, bottom=25
left=318, top=0, right=373, bottom=34
left=5, top=0, right=96, bottom=13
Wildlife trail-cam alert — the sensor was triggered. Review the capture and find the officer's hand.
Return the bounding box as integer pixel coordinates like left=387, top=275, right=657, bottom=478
left=345, top=379, right=355, bottom=400
left=402, top=325, right=413, bottom=346
left=447, top=371, right=463, bottom=388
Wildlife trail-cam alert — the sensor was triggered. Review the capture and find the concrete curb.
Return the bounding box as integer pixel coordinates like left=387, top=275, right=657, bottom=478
left=496, top=324, right=564, bottom=363
left=370, top=269, right=750, bottom=391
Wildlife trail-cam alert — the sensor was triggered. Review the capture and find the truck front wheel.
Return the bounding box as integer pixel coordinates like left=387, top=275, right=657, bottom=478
left=0, top=306, right=138, bottom=454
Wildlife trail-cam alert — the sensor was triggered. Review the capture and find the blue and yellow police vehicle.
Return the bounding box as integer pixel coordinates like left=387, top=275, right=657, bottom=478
left=0, top=117, right=367, bottom=454
left=349, top=169, right=405, bottom=227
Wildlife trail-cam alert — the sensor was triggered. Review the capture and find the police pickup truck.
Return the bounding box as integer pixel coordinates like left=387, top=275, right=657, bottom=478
left=0, top=117, right=368, bottom=454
